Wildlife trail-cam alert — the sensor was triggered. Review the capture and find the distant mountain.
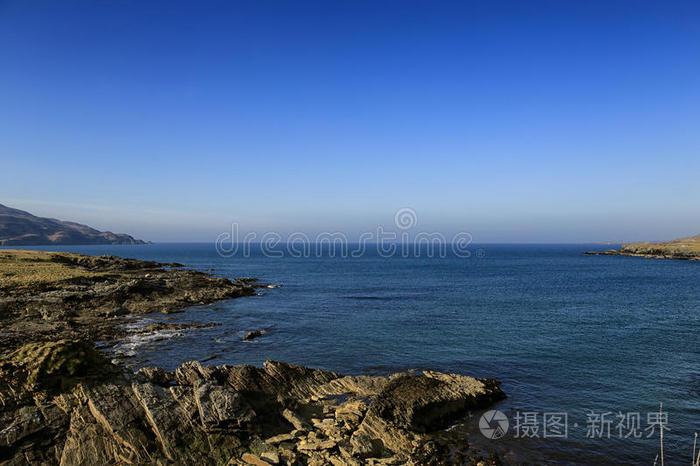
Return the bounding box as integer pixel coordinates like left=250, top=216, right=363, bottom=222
left=0, top=203, right=147, bottom=246
left=584, top=234, right=700, bottom=261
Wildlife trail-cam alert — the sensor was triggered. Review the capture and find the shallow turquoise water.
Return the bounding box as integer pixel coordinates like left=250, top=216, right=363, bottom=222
left=9, top=243, right=699, bottom=464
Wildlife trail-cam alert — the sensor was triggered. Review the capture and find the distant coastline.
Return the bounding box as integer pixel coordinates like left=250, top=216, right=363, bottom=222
left=584, top=234, right=700, bottom=261
left=0, top=203, right=147, bottom=246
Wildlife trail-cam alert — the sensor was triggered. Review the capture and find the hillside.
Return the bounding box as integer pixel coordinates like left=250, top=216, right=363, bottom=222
left=0, top=203, right=147, bottom=246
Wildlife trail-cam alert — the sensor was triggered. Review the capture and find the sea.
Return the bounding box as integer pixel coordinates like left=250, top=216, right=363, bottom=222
left=7, top=242, right=699, bottom=465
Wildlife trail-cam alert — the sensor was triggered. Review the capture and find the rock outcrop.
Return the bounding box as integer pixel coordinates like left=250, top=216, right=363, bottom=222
left=243, top=330, right=266, bottom=341
left=0, top=341, right=506, bottom=465
left=0, top=250, right=263, bottom=354
left=584, top=234, right=700, bottom=261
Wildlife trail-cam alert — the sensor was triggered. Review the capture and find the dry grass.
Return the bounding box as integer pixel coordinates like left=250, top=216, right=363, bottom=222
left=621, top=234, right=700, bottom=259
left=0, top=249, right=105, bottom=288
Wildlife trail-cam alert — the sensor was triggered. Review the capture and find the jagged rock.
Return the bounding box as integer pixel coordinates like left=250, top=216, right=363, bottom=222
left=136, top=366, right=171, bottom=385
left=335, top=399, right=368, bottom=427
left=350, top=372, right=505, bottom=456
left=350, top=432, right=386, bottom=458
left=195, top=382, right=256, bottom=430
left=281, top=409, right=306, bottom=430
left=370, top=372, right=504, bottom=433
left=81, top=383, right=153, bottom=458
left=0, top=341, right=504, bottom=465
left=260, top=450, right=280, bottom=464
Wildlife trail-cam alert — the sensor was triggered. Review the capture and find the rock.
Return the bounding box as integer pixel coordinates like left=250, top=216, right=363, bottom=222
left=281, top=408, right=306, bottom=430
left=260, top=450, right=280, bottom=464
left=195, top=382, right=256, bottom=430
left=243, top=330, right=265, bottom=341
left=264, top=433, right=294, bottom=444
left=138, top=322, right=221, bottom=333
left=297, top=438, right=337, bottom=451
left=241, top=452, right=270, bottom=465
left=347, top=371, right=505, bottom=457
left=335, top=399, right=367, bottom=426
left=0, top=341, right=505, bottom=465
left=350, top=432, right=385, bottom=458
left=369, top=372, right=504, bottom=433
left=0, top=405, right=44, bottom=446
left=136, top=366, right=171, bottom=385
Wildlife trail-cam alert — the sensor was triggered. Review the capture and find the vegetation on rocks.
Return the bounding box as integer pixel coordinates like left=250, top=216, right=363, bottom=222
left=0, top=250, right=260, bottom=354
left=584, top=234, right=700, bottom=261
left=1, top=340, right=106, bottom=392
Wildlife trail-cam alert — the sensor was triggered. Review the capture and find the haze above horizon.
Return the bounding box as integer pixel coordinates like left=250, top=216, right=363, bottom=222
left=1, top=0, right=699, bottom=243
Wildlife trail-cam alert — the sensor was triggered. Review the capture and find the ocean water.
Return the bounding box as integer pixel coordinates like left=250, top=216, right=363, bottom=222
left=8, top=243, right=699, bottom=464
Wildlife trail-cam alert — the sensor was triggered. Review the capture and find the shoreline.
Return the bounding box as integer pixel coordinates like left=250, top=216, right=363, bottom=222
left=583, top=249, right=700, bottom=260
left=0, top=250, right=507, bottom=465
left=0, top=249, right=263, bottom=354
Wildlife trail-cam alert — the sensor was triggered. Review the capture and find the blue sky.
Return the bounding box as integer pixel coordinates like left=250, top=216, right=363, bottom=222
left=1, top=0, right=699, bottom=242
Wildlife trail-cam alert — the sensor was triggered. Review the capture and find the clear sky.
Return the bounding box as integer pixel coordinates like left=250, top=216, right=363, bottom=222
left=1, top=0, right=699, bottom=242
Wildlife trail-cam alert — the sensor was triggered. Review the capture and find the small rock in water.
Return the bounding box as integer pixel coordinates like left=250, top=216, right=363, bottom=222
left=243, top=330, right=265, bottom=341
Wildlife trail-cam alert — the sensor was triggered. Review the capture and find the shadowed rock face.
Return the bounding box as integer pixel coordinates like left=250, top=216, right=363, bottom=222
left=0, top=341, right=506, bottom=465
left=0, top=203, right=147, bottom=246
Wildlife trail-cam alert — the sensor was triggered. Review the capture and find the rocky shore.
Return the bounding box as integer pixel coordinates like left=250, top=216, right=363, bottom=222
left=583, top=234, right=700, bottom=261
left=0, top=250, right=507, bottom=465
left=0, top=340, right=505, bottom=465
left=0, top=250, right=260, bottom=353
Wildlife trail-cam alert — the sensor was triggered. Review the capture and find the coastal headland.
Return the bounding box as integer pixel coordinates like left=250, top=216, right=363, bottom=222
left=584, top=234, right=700, bottom=261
